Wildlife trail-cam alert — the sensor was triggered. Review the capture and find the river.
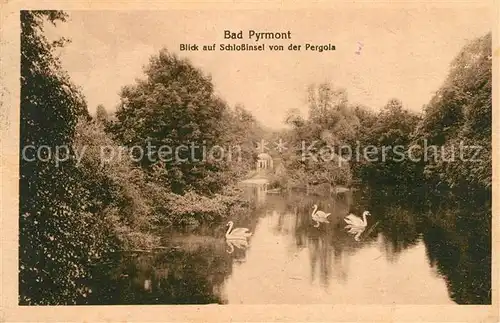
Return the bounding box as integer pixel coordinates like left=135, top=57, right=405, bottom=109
left=88, top=183, right=491, bottom=305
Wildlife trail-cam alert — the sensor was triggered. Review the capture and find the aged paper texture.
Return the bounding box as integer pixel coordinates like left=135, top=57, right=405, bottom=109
left=1, top=0, right=499, bottom=322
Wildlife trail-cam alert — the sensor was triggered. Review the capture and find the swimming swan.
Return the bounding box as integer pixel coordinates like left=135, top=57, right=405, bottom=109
left=344, top=211, right=370, bottom=227
left=311, top=204, right=331, bottom=227
left=225, top=221, right=252, bottom=239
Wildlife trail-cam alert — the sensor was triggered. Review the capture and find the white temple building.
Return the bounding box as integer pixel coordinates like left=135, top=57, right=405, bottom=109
left=256, top=152, right=273, bottom=170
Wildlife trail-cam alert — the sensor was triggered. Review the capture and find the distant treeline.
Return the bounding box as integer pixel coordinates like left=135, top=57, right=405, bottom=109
left=277, top=32, right=491, bottom=207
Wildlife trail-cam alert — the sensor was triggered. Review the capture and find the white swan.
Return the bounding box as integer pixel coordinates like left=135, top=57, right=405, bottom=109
left=225, top=221, right=252, bottom=239
left=311, top=204, right=331, bottom=228
left=344, top=211, right=370, bottom=227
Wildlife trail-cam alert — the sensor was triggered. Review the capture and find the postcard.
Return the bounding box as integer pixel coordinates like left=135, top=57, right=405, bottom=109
left=0, top=0, right=498, bottom=322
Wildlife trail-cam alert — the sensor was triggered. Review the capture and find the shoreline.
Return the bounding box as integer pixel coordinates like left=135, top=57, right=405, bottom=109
left=239, top=178, right=270, bottom=185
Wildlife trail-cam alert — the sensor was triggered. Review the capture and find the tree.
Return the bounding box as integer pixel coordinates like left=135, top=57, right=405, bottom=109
left=413, top=33, right=492, bottom=195
left=109, top=49, right=234, bottom=194
left=20, top=10, right=113, bottom=305
left=281, top=83, right=359, bottom=188
left=354, top=98, right=421, bottom=188
left=95, top=104, right=108, bottom=124
left=221, top=104, right=265, bottom=179
left=284, top=107, right=305, bottom=128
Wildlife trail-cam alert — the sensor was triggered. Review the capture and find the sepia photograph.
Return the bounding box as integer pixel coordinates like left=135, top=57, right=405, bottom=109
left=0, top=0, right=498, bottom=321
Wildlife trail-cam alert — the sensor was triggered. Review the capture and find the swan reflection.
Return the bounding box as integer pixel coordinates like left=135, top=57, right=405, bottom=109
left=345, top=225, right=366, bottom=241
left=226, top=238, right=249, bottom=254
left=96, top=184, right=487, bottom=305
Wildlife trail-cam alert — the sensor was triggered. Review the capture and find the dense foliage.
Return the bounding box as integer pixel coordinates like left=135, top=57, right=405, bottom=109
left=20, top=10, right=115, bottom=304
left=281, top=84, right=359, bottom=189
left=18, top=9, right=491, bottom=305
left=104, top=48, right=262, bottom=225
left=19, top=11, right=256, bottom=304
left=354, top=32, right=492, bottom=203
left=413, top=33, right=492, bottom=200
left=285, top=33, right=492, bottom=206
left=353, top=98, right=422, bottom=188
left=95, top=104, right=109, bottom=124
left=108, top=50, right=244, bottom=195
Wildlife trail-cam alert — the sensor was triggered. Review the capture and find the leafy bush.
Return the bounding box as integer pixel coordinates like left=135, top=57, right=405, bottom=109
left=158, top=188, right=251, bottom=226
left=19, top=10, right=119, bottom=305
left=413, top=33, right=492, bottom=195
left=282, top=83, right=357, bottom=188
left=108, top=49, right=235, bottom=195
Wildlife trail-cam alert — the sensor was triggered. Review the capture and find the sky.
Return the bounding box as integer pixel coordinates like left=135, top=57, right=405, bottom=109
left=46, top=7, right=491, bottom=129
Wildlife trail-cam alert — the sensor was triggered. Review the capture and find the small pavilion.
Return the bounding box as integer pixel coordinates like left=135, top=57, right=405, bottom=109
left=256, top=152, right=273, bottom=170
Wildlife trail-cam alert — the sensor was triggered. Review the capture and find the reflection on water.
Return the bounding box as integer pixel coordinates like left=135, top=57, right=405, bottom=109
left=89, top=184, right=491, bottom=305
left=226, top=238, right=249, bottom=255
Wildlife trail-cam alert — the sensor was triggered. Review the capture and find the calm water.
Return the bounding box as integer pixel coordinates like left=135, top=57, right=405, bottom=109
left=90, top=184, right=491, bottom=305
